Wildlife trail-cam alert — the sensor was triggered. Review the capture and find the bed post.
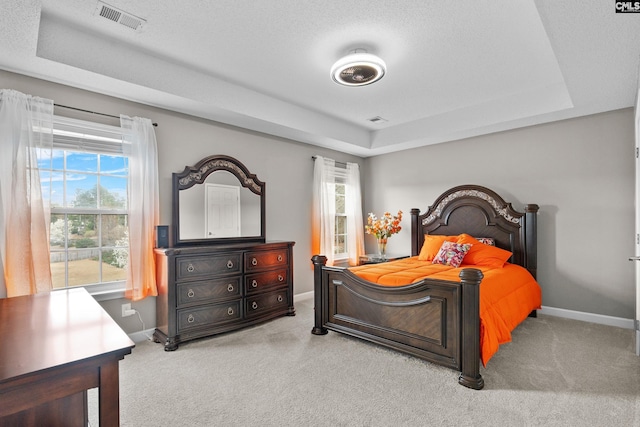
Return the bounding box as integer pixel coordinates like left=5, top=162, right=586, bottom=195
left=458, top=268, right=485, bottom=390
left=311, top=255, right=328, bottom=335
left=410, top=208, right=421, bottom=256
left=524, top=204, right=539, bottom=279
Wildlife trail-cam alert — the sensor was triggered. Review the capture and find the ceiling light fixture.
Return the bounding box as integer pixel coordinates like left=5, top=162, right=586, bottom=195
left=331, top=49, right=386, bottom=87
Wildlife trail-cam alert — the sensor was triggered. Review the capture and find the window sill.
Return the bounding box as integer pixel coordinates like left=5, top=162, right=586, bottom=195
left=54, top=281, right=128, bottom=302
left=332, top=258, right=351, bottom=267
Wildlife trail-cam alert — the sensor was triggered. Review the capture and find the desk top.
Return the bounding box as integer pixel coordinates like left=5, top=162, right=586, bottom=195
left=0, top=288, right=135, bottom=383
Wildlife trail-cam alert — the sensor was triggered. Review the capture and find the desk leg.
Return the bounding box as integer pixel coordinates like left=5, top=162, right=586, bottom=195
left=99, top=361, right=121, bottom=427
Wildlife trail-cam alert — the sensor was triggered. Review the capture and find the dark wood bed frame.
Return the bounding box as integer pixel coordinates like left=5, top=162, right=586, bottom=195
left=311, top=184, right=539, bottom=389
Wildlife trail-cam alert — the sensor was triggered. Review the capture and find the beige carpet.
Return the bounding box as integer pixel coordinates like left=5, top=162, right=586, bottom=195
left=93, top=297, right=639, bottom=426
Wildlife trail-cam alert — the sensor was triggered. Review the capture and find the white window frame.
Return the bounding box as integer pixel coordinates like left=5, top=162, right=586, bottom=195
left=42, top=116, right=129, bottom=298
left=332, top=168, right=349, bottom=261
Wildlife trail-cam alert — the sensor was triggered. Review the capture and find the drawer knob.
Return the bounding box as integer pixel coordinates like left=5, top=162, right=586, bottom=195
left=251, top=279, right=258, bottom=288
left=187, top=314, right=195, bottom=323
left=187, top=263, right=195, bottom=273
left=278, top=274, right=284, bottom=282
left=187, top=289, right=195, bottom=298
left=227, top=260, right=234, bottom=269
left=277, top=295, right=283, bottom=303
left=227, top=307, right=234, bottom=316
left=277, top=255, right=283, bottom=262
left=251, top=258, right=258, bottom=266
left=252, top=301, right=258, bottom=310
left=227, top=284, right=234, bottom=292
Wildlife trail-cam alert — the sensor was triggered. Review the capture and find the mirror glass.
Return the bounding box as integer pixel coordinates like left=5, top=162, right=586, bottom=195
left=178, top=171, right=261, bottom=239
left=173, top=155, right=265, bottom=246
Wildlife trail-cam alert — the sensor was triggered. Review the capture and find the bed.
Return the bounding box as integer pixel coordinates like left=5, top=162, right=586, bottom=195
left=311, top=184, right=541, bottom=390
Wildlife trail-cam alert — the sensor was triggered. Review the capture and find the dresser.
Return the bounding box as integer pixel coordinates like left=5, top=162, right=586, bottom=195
left=154, top=240, right=295, bottom=350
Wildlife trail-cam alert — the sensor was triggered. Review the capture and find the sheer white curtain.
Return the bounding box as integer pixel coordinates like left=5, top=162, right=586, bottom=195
left=121, top=115, right=159, bottom=301
left=345, top=162, right=365, bottom=265
left=312, top=156, right=336, bottom=265
left=312, top=156, right=365, bottom=266
left=0, top=89, right=53, bottom=297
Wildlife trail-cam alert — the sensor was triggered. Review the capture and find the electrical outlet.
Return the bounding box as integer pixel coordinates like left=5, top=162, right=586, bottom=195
left=121, top=303, right=135, bottom=317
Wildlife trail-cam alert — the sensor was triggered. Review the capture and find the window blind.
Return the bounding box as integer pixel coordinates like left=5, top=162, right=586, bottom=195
left=52, top=116, right=124, bottom=154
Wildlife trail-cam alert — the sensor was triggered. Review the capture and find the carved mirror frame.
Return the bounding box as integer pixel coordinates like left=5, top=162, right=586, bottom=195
left=172, top=154, right=266, bottom=246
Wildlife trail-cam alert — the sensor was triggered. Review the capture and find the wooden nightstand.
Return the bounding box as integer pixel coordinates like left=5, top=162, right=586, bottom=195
left=358, top=254, right=409, bottom=265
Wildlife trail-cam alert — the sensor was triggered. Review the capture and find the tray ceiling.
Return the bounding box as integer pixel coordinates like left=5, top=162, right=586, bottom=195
left=1, top=0, right=639, bottom=156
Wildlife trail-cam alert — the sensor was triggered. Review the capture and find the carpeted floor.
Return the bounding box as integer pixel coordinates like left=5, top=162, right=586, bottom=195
left=91, top=296, right=640, bottom=426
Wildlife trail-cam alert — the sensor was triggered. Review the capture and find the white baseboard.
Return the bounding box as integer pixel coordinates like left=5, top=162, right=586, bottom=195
left=130, top=295, right=315, bottom=344
left=294, top=291, right=314, bottom=302
left=127, top=298, right=633, bottom=344
left=540, top=305, right=635, bottom=330
left=128, top=328, right=156, bottom=343
left=294, top=293, right=635, bottom=330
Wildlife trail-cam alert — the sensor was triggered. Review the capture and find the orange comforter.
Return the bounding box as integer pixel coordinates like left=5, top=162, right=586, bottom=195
left=349, top=257, right=542, bottom=366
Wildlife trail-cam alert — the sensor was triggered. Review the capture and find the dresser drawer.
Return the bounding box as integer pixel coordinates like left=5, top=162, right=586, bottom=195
left=177, top=300, right=242, bottom=332
left=177, top=277, right=241, bottom=306
left=176, top=253, right=242, bottom=281
left=246, top=290, right=289, bottom=318
left=245, top=268, right=288, bottom=294
left=244, top=249, right=288, bottom=272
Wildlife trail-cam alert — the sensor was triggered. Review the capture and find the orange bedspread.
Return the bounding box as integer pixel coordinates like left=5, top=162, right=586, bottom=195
left=349, top=257, right=542, bottom=366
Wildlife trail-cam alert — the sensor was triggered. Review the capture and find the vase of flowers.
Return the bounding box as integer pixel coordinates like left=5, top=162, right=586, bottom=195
left=376, top=237, right=388, bottom=258
left=365, top=210, right=403, bottom=259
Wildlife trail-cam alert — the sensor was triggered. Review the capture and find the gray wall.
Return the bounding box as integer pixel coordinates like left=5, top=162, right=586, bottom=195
left=1, top=69, right=635, bottom=335
left=0, top=70, right=362, bottom=334
left=363, top=109, right=635, bottom=319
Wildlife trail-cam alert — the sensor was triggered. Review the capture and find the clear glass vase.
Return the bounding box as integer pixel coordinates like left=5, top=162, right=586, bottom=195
left=377, top=237, right=388, bottom=259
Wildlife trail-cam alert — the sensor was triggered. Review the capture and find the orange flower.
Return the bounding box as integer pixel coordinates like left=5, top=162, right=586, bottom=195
left=364, top=210, right=403, bottom=239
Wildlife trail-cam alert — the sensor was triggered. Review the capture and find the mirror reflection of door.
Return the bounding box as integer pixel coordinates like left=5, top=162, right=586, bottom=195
left=206, top=183, right=241, bottom=238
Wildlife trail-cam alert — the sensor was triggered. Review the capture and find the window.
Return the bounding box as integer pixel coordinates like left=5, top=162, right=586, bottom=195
left=312, top=156, right=364, bottom=266
left=327, top=165, right=352, bottom=260
left=37, top=117, right=129, bottom=293
left=334, top=180, right=347, bottom=258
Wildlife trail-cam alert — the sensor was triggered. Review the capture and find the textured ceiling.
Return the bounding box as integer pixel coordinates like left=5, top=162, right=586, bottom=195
left=1, top=0, right=639, bottom=156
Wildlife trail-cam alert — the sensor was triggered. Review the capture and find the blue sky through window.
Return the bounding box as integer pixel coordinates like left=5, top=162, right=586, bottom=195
left=38, top=151, right=128, bottom=209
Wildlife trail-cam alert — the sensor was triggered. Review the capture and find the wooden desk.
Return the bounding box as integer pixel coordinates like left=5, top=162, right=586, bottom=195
left=0, top=288, right=135, bottom=426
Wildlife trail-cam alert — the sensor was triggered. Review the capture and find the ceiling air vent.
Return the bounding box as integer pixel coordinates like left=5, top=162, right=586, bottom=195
left=95, top=1, right=146, bottom=31
left=368, top=116, right=388, bottom=124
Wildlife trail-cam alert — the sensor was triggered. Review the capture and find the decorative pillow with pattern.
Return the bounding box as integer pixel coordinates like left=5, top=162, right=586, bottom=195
left=476, top=237, right=495, bottom=246
left=432, top=241, right=472, bottom=268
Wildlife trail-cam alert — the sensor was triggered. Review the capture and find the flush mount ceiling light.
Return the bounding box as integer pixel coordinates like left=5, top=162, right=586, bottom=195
left=331, top=49, right=386, bottom=87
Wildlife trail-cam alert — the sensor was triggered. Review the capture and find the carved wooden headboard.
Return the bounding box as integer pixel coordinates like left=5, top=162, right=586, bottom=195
left=410, top=184, right=539, bottom=278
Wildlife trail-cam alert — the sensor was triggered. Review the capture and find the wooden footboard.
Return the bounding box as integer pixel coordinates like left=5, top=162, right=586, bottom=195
left=311, top=255, right=485, bottom=390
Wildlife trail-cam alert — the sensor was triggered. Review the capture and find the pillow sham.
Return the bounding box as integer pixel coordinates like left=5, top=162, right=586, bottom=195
left=418, top=234, right=458, bottom=261
left=457, top=234, right=512, bottom=268
left=432, top=241, right=472, bottom=268
left=475, top=237, right=495, bottom=246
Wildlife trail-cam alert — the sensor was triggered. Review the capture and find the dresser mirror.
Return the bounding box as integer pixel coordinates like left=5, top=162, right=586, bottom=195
left=173, top=155, right=266, bottom=246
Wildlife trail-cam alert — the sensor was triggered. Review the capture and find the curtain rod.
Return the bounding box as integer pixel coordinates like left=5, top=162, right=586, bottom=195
left=311, top=155, right=347, bottom=168
left=54, top=103, right=158, bottom=127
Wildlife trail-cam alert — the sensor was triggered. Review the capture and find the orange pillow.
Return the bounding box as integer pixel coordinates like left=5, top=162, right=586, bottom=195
left=418, top=234, right=458, bottom=261
left=457, top=234, right=512, bottom=268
